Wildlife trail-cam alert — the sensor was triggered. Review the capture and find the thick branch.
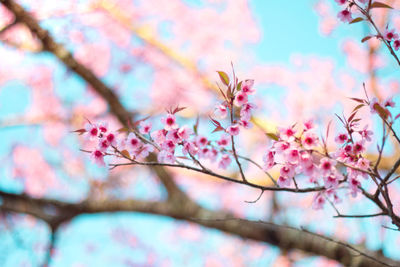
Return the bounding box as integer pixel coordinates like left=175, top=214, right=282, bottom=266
left=0, top=0, right=183, bottom=199
left=0, top=190, right=397, bottom=267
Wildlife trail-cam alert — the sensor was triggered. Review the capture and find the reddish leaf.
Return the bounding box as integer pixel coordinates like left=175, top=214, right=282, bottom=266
left=212, top=125, right=225, bottom=133
left=72, top=128, right=86, bottom=135
left=373, top=103, right=389, bottom=120
left=350, top=17, right=364, bottom=24
left=349, top=97, right=365, bottom=103
left=361, top=36, right=372, bottom=43
left=351, top=104, right=365, bottom=114
left=172, top=106, right=187, bottom=114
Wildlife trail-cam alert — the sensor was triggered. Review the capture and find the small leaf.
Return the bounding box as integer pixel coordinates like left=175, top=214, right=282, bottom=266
left=266, top=132, right=279, bottom=141
left=172, top=106, right=187, bottom=114
left=350, top=17, right=364, bottom=24
left=395, top=113, right=400, bottom=120
left=72, top=128, right=86, bottom=135
left=335, top=114, right=345, bottom=126
left=370, top=2, right=393, bottom=9
left=121, top=150, right=131, bottom=159
left=236, top=81, right=243, bottom=91
left=117, top=127, right=129, bottom=133
left=217, top=71, right=230, bottom=86
left=361, top=36, right=372, bottom=43
left=209, top=116, right=221, bottom=127
left=212, top=126, right=225, bottom=133
left=348, top=112, right=357, bottom=123
left=351, top=104, right=365, bottom=113
left=374, top=104, right=389, bottom=120
left=193, top=116, right=199, bottom=135
left=349, top=97, right=365, bottom=103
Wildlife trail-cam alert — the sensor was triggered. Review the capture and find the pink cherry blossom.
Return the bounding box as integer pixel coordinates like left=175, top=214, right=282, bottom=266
left=196, top=135, right=208, bottom=147
left=226, top=124, right=240, bottom=136
left=348, top=177, right=361, bottom=197
left=334, top=133, right=348, bottom=144
left=303, top=119, right=315, bottom=131
left=91, top=149, right=105, bottom=166
left=394, top=40, right=400, bottom=51
left=384, top=29, right=398, bottom=41
left=277, top=176, right=291, bottom=187
left=218, top=154, right=231, bottom=169
left=214, top=103, right=228, bottom=119
left=151, top=129, right=166, bottom=145
left=319, top=157, right=336, bottom=175
left=239, top=120, right=253, bottom=129
left=85, top=123, right=99, bottom=140
left=312, top=193, right=326, bottom=210
left=136, top=144, right=154, bottom=159
left=98, top=138, right=110, bottom=151
left=234, top=92, right=248, bottom=106
left=279, top=126, right=296, bottom=141
left=334, top=0, right=347, bottom=5
left=324, top=172, right=341, bottom=188
left=162, top=140, right=176, bottom=152
left=286, top=148, right=300, bottom=164
left=161, top=114, right=178, bottom=131
left=304, top=163, right=319, bottom=182
left=359, top=125, right=373, bottom=142
left=157, top=150, right=175, bottom=164
left=262, top=149, right=275, bottom=171
left=127, top=133, right=142, bottom=151
left=240, top=103, right=255, bottom=121
left=177, top=125, right=193, bottom=140
left=198, top=147, right=211, bottom=159
left=353, top=140, right=365, bottom=154
left=166, top=129, right=182, bottom=144
left=274, top=141, right=290, bottom=154
left=105, top=132, right=117, bottom=146
left=241, top=79, right=255, bottom=94
left=326, top=188, right=341, bottom=204
left=337, top=9, right=352, bottom=23
left=182, top=141, right=198, bottom=156
left=383, top=97, right=395, bottom=108
left=139, top=121, right=152, bottom=135
left=356, top=157, right=370, bottom=172
left=280, top=164, right=295, bottom=178
left=98, top=122, right=108, bottom=134
left=217, top=134, right=231, bottom=147
left=302, top=132, right=319, bottom=149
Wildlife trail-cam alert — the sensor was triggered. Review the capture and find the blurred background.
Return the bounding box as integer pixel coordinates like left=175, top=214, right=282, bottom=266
left=0, top=0, right=399, bottom=266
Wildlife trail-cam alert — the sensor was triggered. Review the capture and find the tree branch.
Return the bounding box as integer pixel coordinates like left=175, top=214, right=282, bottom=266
left=0, top=0, right=184, bottom=200
left=0, top=190, right=398, bottom=267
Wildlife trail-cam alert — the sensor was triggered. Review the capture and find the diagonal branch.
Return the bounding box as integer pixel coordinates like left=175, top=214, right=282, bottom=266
left=0, top=0, right=184, bottom=200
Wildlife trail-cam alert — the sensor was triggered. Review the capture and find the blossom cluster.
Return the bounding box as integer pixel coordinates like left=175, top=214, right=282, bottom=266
left=78, top=74, right=258, bottom=171
left=335, top=0, right=400, bottom=50
left=262, top=95, right=396, bottom=209
left=77, top=73, right=397, bottom=211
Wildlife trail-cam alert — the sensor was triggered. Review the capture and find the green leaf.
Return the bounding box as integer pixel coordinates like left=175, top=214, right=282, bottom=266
left=217, top=71, right=230, bottom=86
left=266, top=132, right=279, bottom=141
left=237, top=81, right=243, bottom=91
left=350, top=17, right=364, bottom=24
left=370, top=2, right=393, bottom=9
